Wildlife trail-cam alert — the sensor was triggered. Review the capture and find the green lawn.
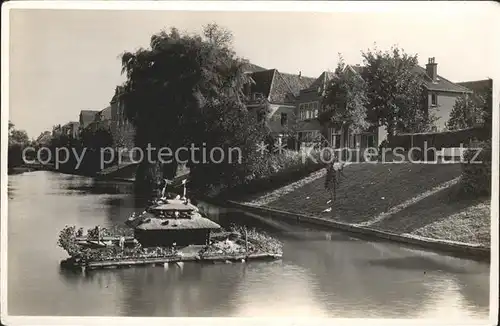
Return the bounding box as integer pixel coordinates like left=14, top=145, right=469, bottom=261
left=265, top=163, right=463, bottom=224
left=371, top=183, right=490, bottom=246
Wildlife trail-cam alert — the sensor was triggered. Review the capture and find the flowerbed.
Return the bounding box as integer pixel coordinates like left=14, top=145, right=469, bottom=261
left=78, top=246, right=178, bottom=263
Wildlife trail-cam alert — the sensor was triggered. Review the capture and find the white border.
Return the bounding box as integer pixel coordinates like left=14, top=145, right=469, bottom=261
left=1, top=1, right=499, bottom=326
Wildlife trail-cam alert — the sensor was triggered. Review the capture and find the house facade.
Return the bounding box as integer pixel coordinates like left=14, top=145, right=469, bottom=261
left=79, top=110, right=100, bottom=131
left=109, top=87, right=136, bottom=163
left=414, top=58, right=472, bottom=131
left=335, top=57, right=473, bottom=147
left=292, top=68, right=379, bottom=152
left=244, top=68, right=315, bottom=148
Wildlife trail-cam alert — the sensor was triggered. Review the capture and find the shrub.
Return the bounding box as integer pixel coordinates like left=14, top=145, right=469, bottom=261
left=461, top=140, right=492, bottom=196
left=217, top=149, right=323, bottom=198
left=58, top=226, right=82, bottom=257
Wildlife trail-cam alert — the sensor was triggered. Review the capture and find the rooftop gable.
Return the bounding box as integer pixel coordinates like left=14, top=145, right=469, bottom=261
left=344, top=63, right=471, bottom=94
left=79, top=110, right=100, bottom=127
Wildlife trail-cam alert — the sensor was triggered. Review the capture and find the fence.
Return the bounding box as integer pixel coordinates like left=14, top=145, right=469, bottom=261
left=388, top=127, right=488, bottom=151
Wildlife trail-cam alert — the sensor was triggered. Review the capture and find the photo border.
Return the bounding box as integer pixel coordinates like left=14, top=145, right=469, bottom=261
left=1, top=1, right=498, bottom=325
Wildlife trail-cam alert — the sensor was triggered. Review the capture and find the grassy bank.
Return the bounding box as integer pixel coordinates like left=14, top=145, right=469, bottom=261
left=236, top=163, right=490, bottom=248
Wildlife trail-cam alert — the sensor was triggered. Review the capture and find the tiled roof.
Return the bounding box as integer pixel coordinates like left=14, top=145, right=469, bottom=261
left=457, top=79, right=492, bottom=95
left=80, top=110, right=100, bottom=127
left=62, top=121, right=79, bottom=128
left=99, top=106, right=112, bottom=121
left=412, top=65, right=472, bottom=93
left=277, top=72, right=316, bottom=100
left=345, top=64, right=471, bottom=94
left=248, top=69, right=315, bottom=104
left=242, top=62, right=267, bottom=73
left=306, top=71, right=334, bottom=93
left=135, top=213, right=221, bottom=230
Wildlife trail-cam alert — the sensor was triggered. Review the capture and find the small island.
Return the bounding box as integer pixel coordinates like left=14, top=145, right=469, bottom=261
left=58, top=197, right=283, bottom=271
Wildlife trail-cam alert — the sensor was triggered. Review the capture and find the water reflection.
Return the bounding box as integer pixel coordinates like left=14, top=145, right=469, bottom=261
left=8, top=171, right=490, bottom=319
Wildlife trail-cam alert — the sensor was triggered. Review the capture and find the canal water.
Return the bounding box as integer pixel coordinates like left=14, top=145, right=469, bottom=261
left=7, top=171, right=490, bottom=319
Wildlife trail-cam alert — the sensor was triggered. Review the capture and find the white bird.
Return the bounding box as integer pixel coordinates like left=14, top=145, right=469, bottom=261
left=323, top=207, right=332, bottom=213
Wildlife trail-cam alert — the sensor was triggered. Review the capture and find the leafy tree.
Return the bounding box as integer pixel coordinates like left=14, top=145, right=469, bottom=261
left=119, top=23, right=264, bottom=196
left=79, top=125, right=114, bottom=174
left=446, top=94, right=485, bottom=130
left=361, top=46, right=434, bottom=134
left=188, top=98, right=268, bottom=191
left=319, top=56, right=370, bottom=137
left=8, top=122, right=30, bottom=168
left=8, top=122, right=29, bottom=146
left=447, top=82, right=492, bottom=136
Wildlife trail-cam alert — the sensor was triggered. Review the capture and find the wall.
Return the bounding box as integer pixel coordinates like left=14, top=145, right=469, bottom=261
left=294, top=88, right=322, bottom=134
left=110, top=99, right=135, bottom=151
left=266, top=104, right=296, bottom=134
left=426, top=91, right=460, bottom=131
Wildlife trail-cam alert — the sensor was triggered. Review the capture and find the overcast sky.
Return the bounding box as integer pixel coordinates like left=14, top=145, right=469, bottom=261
left=7, top=3, right=498, bottom=138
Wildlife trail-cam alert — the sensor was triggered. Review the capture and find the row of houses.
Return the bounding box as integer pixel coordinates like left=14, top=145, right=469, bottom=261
left=244, top=57, right=491, bottom=151
left=56, top=57, right=491, bottom=161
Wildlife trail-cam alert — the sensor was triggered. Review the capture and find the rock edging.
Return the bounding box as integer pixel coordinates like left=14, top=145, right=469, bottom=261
left=226, top=200, right=490, bottom=262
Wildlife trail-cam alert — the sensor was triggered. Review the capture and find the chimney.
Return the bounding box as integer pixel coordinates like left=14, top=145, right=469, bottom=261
left=426, top=57, right=437, bottom=82
left=298, top=71, right=302, bottom=79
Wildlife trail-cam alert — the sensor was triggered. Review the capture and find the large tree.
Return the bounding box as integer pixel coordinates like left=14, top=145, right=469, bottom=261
left=361, top=46, right=434, bottom=134
left=119, top=24, right=265, bottom=196
left=319, top=57, right=370, bottom=136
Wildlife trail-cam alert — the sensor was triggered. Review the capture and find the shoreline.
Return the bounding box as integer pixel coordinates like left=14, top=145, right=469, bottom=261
left=225, top=200, right=490, bottom=262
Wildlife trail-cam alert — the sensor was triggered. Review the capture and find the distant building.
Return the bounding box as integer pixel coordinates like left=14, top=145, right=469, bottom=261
left=79, top=110, right=100, bottom=131
left=109, top=86, right=136, bottom=163
left=457, top=78, right=493, bottom=106
left=61, top=121, right=80, bottom=138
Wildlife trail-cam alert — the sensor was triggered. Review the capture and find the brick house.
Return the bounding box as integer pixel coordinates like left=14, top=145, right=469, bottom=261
left=244, top=68, right=315, bottom=147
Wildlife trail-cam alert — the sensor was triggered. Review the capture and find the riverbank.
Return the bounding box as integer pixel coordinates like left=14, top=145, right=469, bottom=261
left=231, top=163, right=491, bottom=258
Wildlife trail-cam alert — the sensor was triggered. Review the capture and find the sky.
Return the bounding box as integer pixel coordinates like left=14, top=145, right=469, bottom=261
left=7, top=2, right=498, bottom=138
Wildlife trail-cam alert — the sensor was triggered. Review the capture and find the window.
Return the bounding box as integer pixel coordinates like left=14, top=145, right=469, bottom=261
left=367, top=135, right=375, bottom=148
left=431, top=93, right=438, bottom=106
left=299, top=102, right=320, bottom=120
left=281, top=113, right=288, bottom=126
left=313, top=102, right=319, bottom=118
left=331, top=133, right=341, bottom=149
